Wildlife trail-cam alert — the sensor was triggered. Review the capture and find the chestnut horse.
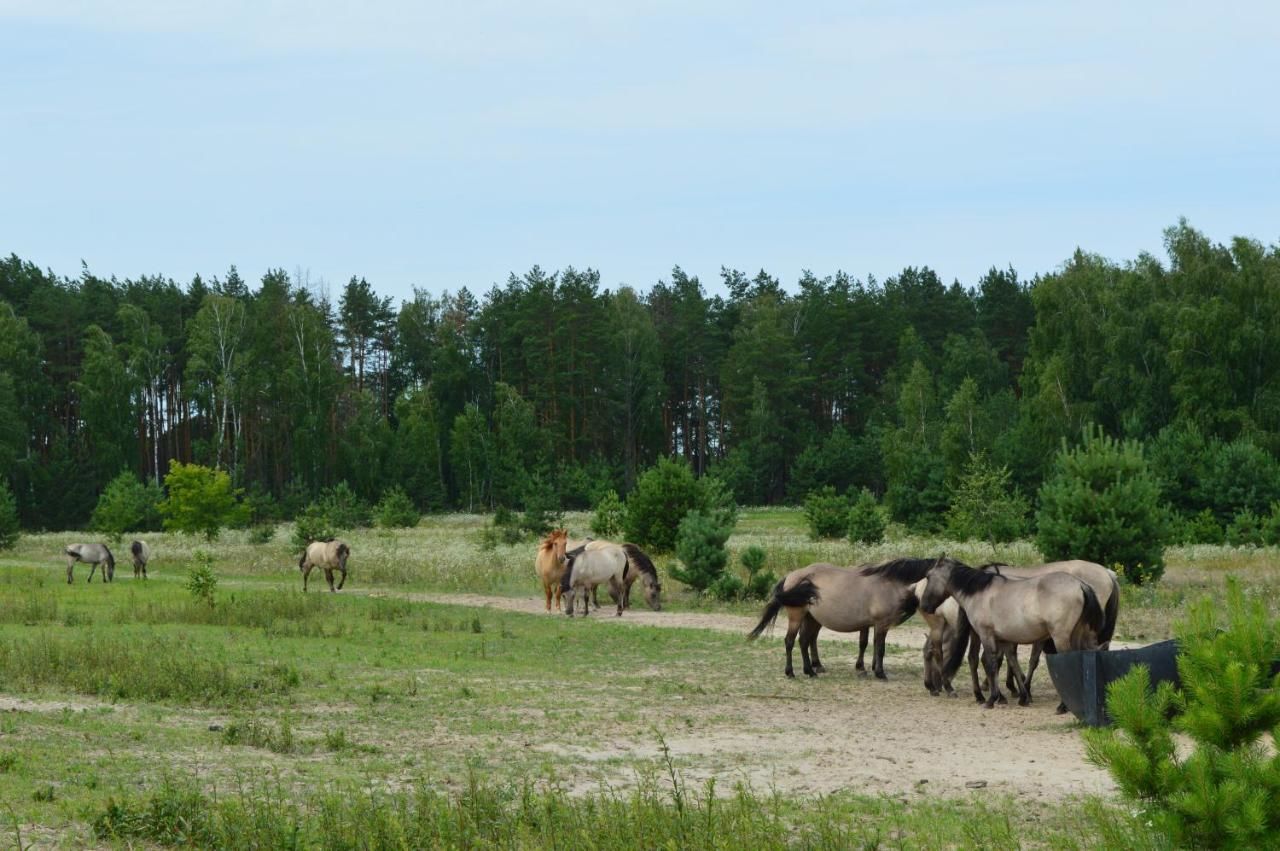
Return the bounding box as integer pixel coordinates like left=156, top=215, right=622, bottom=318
left=535, top=529, right=569, bottom=611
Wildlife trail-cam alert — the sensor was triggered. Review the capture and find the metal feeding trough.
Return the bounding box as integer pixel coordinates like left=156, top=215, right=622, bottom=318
left=1045, top=639, right=1181, bottom=727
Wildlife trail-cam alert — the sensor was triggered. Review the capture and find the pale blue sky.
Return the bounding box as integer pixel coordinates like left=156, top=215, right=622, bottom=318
left=3, top=1, right=1278, bottom=301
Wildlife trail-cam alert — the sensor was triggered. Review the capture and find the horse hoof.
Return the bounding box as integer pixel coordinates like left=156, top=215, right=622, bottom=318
left=1056, top=703, right=1069, bottom=715
left=947, top=692, right=959, bottom=699
left=1018, top=697, right=1030, bottom=707
left=874, top=672, right=887, bottom=681
left=785, top=671, right=795, bottom=679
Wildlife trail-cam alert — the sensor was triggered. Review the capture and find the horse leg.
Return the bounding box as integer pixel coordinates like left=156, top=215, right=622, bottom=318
left=610, top=577, right=624, bottom=616
left=800, top=614, right=824, bottom=674
left=855, top=628, right=869, bottom=674
left=302, top=564, right=311, bottom=592
left=337, top=565, right=347, bottom=591
left=981, top=640, right=1004, bottom=708
left=66, top=560, right=75, bottom=585
left=324, top=567, right=336, bottom=592
left=1002, top=643, right=1032, bottom=706
left=784, top=612, right=802, bottom=678
left=1025, top=641, right=1043, bottom=691
left=923, top=638, right=940, bottom=695
left=872, top=626, right=888, bottom=680
left=968, top=633, right=984, bottom=703
left=87, top=562, right=97, bottom=583
left=544, top=583, right=552, bottom=612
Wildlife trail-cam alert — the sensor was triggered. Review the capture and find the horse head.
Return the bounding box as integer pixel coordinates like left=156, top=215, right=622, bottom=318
left=920, top=553, right=956, bottom=614
left=642, top=572, right=663, bottom=611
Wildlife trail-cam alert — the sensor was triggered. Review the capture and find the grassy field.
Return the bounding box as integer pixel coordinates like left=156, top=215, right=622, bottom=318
left=0, top=509, right=1271, bottom=847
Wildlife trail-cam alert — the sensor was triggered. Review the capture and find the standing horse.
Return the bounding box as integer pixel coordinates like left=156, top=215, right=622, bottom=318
left=747, top=557, right=935, bottom=679
left=535, top=529, right=569, bottom=612
left=575, top=539, right=662, bottom=611
left=65, top=543, right=115, bottom=584
left=299, top=539, right=351, bottom=592
left=130, top=540, right=151, bottom=579
left=560, top=546, right=629, bottom=617
left=920, top=556, right=1104, bottom=708
left=912, top=578, right=967, bottom=697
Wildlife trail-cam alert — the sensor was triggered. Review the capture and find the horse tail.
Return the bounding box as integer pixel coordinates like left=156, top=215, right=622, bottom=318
left=102, top=545, right=115, bottom=570
left=941, top=606, right=971, bottom=681
left=298, top=550, right=308, bottom=571
left=1098, top=576, right=1120, bottom=647
left=748, top=578, right=818, bottom=640
left=1072, top=582, right=1106, bottom=650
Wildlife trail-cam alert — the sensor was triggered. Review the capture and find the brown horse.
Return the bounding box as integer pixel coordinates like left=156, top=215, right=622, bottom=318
left=748, top=557, right=935, bottom=679
left=535, top=529, right=569, bottom=612
left=299, top=539, right=350, bottom=592
left=921, top=557, right=1104, bottom=708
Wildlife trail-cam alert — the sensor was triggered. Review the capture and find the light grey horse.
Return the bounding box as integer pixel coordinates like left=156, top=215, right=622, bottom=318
left=299, top=539, right=351, bottom=592
left=130, top=540, right=151, bottom=579
left=65, top=543, right=115, bottom=584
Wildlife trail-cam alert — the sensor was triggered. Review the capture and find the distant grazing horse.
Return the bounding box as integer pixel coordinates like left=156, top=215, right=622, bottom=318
left=65, top=543, right=115, bottom=584
left=130, top=539, right=151, bottom=579
left=920, top=556, right=1104, bottom=708
left=560, top=545, right=631, bottom=617
left=748, top=557, right=936, bottom=679
left=299, top=539, right=350, bottom=592
left=535, top=529, right=569, bottom=611
left=574, top=539, right=662, bottom=611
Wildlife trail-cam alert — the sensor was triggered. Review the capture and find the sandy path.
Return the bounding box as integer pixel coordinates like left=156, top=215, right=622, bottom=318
left=365, top=589, right=1118, bottom=801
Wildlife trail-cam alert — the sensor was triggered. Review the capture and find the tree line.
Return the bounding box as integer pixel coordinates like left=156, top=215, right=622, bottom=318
left=2, top=220, right=1279, bottom=538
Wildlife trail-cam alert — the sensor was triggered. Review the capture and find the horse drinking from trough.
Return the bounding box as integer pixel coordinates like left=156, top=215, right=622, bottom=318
left=65, top=543, right=115, bottom=584
left=920, top=556, right=1104, bottom=708
left=747, top=557, right=936, bottom=679
left=130, top=539, right=151, bottom=579
left=299, top=539, right=351, bottom=592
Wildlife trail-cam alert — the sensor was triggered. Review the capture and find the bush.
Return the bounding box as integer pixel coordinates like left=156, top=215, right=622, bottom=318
left=1195, top=438, right=1280, bottom=526
left=803, top=487, right=849, bottom=540
left=1035, top=425, right=1167, bottom=585
left=0, top=479, right=18, bottom=550
left=624, top=458, right=737, bottom=552
left=319, top=482, right=371, bottom=530
left=1084, top=578, right=1280, bottom=848
left=518, top=474, right=562, bottom=537
left=707, top=573, right=744, bottom=602
left=186, top=551, right=217, bottom=608
left=247, top=524, right=276, bottom=545
left=158, top=461, right=250, bottom=541
left=847, top=488, right=887, bottom=545
left=945, top=454, right=1028, bottom=546
left=670, top=510, right=730, bottom=593
left=1226, top=509, right=1264, bottom=547
left=591, top=489, right=626, bottom=538
left=292, top=503, right=338, bottom=551
left=1171, top=508, right=1223, bottom=545
left=374, top=487, right=420, bottom=529
left=90, top=471, right=162, bottom=542
left=739, top=546, right=776, bottom=601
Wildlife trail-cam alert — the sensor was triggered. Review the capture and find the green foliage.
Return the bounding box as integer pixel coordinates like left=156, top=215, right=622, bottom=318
left=186, top=552, right=217, bottom=607
left=739, top=546, right=777, bottom=601
left=517, top=473, right=562, bottom=537
left=591, top=489, right=626, bottom=538
left=291, top=482, right=372, bottom=549
left=945, top=454, right=1029, bottom=545
left=90, top=471, right=162, bottom=543
left=373, top=486, right=420, bottom=529
left=847, top=488, right=887, bottom=545
left=246, top=524, right=275, bottom=545
left=0, top=479, right=18, bottom=550
left=803, top=486, right=850, bottom=540
left=626, top=457, right=700, bottom=552
left=1195, top=439, right=1280, bottom=526
left=1170, top=508, right=1223, bottom=545
left=1225, top=510, right=1264, bottom=547
left=1036, top=426, right=1167, bottom=585
left=158, top=461, right=249, bottom=541
left=1084, top=579, right=1280, bottom=849
left=671, top=510, right=731, bottom=593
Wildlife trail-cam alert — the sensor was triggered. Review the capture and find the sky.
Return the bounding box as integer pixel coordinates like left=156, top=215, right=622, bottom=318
left=3, top=1, right=1278, bottom=302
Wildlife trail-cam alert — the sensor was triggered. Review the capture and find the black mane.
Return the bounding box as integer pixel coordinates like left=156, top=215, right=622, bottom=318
left=977, top=562, right=1012, bottom=575
left=622, top=544, right=659, bottom=587
left=946, top=560, right=998, bottom=596
left=858, top=557, right=935, bottom=584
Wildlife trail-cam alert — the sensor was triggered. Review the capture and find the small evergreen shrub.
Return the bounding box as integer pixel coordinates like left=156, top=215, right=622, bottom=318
left=319, top=482, right=371, bottom=530
left=590, top=489, right=626, bottom=538
left=803, top=487, right=850, bottom=540
left=374, top=486, right=420, bottom=529
left=847, top=488, right=887, bottom=545
left=707, top=573, right=744, bottom=602
left=1171, top=508, right=1223, bottom=545
left=1036, top=425, right=1167, bottom=585
left=1226, top=509, right=1264, bottom=547
left=1261, top=502, right=1280, bottom=546
left=1084, top=578, right=1280, bottom=848
left=945, top=454, right=1028, bottom=545
left=740, top=546, right=776, bottom=601
left=518, top=475, right=562, bottom=537
left=247, top=524, right=275, bottom=545
left=0, top=479, right=19, bottom=550
left=187, top=552, right=217, bottom=608
left=624, top=459, right=737, bottom=552
left=90, top=471, right=162, bottom=542
left=671, top=510, right=730, bottom=593
left=292, top=503, right=338, bottom=551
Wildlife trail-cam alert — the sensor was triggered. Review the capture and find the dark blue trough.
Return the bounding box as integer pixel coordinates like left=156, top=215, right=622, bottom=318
left=1045, top=639, right=1181, bottom=727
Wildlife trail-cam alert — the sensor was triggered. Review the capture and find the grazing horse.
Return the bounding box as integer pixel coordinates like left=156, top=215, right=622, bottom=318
left=299, top=539, right=351, bottom=592
left=574, top=539, right=662, bottom=611
left=560, top=546, right=629, bottom=617
left=535, top=529, right=570, bottom=612
left=920, top=557, right=1104, bottom=708
left=747, top=557, right=935, bottom=679
left=130, top=539, right=151, bottom=579
left=912, top=578, right=967, bottom=697
left=65, top=543, right=115, bottom=584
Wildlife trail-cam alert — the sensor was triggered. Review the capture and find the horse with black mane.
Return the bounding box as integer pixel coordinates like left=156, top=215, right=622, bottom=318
left=65, top=543, right=115, bottom=584
left=130, top=539, right=151, bottom=579
left=560, top=541, right=662, bottom=617
left=299, top=539, right=351, bottom=592
left=747, top=557, right=935, bottom=679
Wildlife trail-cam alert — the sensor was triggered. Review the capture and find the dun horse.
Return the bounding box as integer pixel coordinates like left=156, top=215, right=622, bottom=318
left=747, top=557, right=935, bottom=679
left=130, top=539, right=151, bottom=579
left=920, top=556, right=1104, bottom=708
left=535, top=529, right=570, bottom=612
left=574, top=539, right=662, bottom=610
left=299, top=539, right=351, bottom=592
left=560, top=545, right=628, bottom=617
left=912, top=578, right=967, bottom=697
left=65, top=543, right=115, bottom=584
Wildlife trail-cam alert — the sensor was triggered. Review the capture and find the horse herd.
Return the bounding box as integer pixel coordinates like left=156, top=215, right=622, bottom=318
left=536, top=530, right=1118, bottom=711
left=61, top=538, right=353, bottom=593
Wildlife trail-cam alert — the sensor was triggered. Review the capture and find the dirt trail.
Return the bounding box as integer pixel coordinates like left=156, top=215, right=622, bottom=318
left=365, top=589, right=1118, bottom=802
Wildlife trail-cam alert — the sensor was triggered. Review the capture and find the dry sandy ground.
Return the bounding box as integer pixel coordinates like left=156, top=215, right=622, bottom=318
left=370, top=590, right=1118, bottom=802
